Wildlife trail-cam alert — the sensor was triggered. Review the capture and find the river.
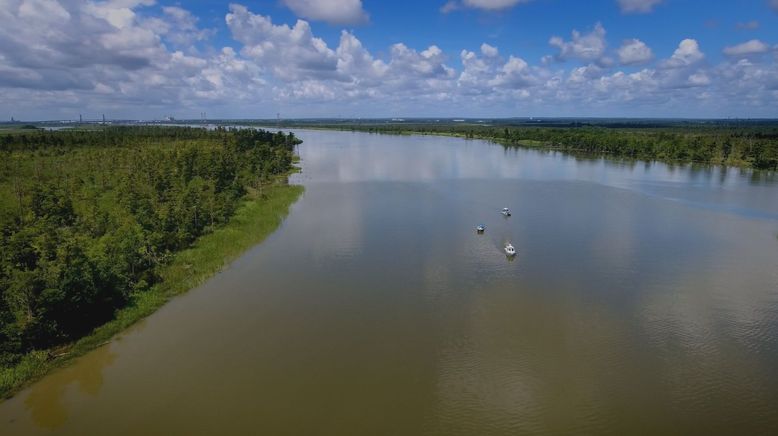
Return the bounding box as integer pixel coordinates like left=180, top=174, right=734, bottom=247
left=1, top=129, right=778, bottom=434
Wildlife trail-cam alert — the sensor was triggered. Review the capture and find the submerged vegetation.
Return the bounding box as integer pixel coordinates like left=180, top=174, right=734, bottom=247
left=0, top=126, right=302, bottom=397
left=268, top=119, right=778, bottom=170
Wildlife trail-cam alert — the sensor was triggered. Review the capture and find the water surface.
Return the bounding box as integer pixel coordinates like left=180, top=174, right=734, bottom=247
left=2, top=130, right=778, bottom=434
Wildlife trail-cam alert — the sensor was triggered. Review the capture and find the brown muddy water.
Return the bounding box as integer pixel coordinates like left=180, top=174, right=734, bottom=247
left=1, top=130, right=778, bottom=435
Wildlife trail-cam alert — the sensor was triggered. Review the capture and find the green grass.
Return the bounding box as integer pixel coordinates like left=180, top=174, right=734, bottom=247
left=0, top=182, right=304, bottom=400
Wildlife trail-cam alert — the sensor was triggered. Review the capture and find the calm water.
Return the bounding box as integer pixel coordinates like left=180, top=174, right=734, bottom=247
left=2, top=130, right=778, bottom=435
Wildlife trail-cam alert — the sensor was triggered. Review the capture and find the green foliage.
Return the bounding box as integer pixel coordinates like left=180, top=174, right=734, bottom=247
left=286, top=122, right=778, bottom=170
left=1, top=184, right=302, bottom=398
left=0, top=126, right=300, bottom=369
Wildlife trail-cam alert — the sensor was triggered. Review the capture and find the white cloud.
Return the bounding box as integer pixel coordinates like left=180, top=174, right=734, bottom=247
left=143, top=6, right=215, bottom=49
left=0, top=2, right=776, bottom=119
left=662, top=39, right=705, bottom=68
left=19, top=0, right=70, bottom=23
left=275, top=79, right=337, bottom=101
left=458, top=47, right=498, bottom=92
left=464, top=0, right=531, bottom=9
left=1, top=0, right=163, bottom=76
left=549, top=23, right=607, bottom=62
left=771, top=0, right=778, bottom=12
left=489, top=56, right=535, bottom=88
left=723, top=39, right=770, bottom=57
left=568, top=64, right=604, bottom=84
left=480, top=43, right=499, bottom=57
left=226, top=4, right=457, bottom=102
left=457, top=43, right=545, bottom=96
left=385, top=43, right=456, bottom=89
left=617, top=0, right=663, bottom=14
left=336, top=31, right=387, bottom=83
left=618, top=39, right=654, bottom=65
left=0, top=0, right=271, bottom=116
left=84, top=0, right=156, bottom=29
left=687, top=72, right=710, bottom=87
left=226, top=4, right=339, bottom=80
left=716, top=58, right=778, bottom=100
left=440, top=1, right=460, bottom=13
left=441, top=0, right=532, bottom=13
left=160, top=6, right=214, bottom=47
left=280, top=0, right=368, bottom=25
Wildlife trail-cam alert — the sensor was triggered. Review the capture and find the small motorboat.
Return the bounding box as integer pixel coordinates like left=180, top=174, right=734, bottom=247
left=476, top=224, right=486, bottom=233
left=501, top=207, right=511, bottom=217
left=504, top=243, right=517, bottom=257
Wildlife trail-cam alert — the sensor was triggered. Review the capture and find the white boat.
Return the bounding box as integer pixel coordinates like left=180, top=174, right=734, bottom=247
left=501, top=207, right=511, bottom=216
left=476, top=224, right=486, bottom=233
left=504, top=243, right=517, bottom=256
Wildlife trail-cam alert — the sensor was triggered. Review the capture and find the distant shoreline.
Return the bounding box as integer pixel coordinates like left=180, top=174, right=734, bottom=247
left=4, top=119, right=775, bottom=169
left=258, top=122, right=778, bottom=171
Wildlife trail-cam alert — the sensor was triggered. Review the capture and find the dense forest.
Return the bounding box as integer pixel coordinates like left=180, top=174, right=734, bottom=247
left=272, top=121, right=778, bottom=170
left=0, top=127, right=299, bottom=368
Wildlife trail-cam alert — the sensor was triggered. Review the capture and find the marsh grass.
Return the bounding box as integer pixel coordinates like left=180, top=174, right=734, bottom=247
left=0, top=182, right=303, bottom=399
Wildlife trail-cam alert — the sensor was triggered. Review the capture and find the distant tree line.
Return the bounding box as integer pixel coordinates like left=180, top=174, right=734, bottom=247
left=288, top=123, right=778, bottom=170
left=0, top=127, right=299, bottom=366
left=496, top=126, right=778, bottom=169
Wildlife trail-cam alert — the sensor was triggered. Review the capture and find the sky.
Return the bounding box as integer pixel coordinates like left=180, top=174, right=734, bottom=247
left=0, top=0, right=777, bottom=120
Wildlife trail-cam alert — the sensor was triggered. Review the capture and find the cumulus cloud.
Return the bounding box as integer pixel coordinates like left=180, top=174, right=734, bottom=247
left=143, top=6, right=215, bottom=48
left=0, top=0, right=161, bottom=81
left=84, top=0, right=156, bottom=29
left=686, top=72, right=710, bottom=87
left=441, top=0, right=532, bottom=13
left=335, top=31, right=387, bottom=84
left=227, top=4, right=339, bottom=80
left=0, top=2, right=777, bottom=119
left=388, top=44, right=452, bottom=79
left=617, top=0, right=663, bottom=14
left=723, top=39, right=770, bottom=57
left=549, top=23, right=607, bottom=62
left=280, top=0, right=368, bottom=25
left=662, top=39, right=705, bottom=68
left=0, top=0, right=269, bottom=116
left=716, top=58, right=778, bottom=100
left=618, top=39, right=653, bottom=65
left=463, top=0, right=532, bottom=9
left=489, top=55, right=536, bottom=88
left=452, top=43, right=550, bottom=107
left=225, top=4, right=456, bottom=98
left=457, top=45, right=501, bottom=92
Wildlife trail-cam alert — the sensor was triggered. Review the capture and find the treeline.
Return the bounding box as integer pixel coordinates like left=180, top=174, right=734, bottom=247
left=500, top=126, right=778, bottom=169
left=1, top=126, right=229, bottom=151
left=0, top=127, right=299, bottom=366
left=303, top=123, right=778, bottom=170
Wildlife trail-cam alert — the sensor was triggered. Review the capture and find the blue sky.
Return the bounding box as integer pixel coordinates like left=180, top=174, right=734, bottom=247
left=1, top=0, right=777, bottom=120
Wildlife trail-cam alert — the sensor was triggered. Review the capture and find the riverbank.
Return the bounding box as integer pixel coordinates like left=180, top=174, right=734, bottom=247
left=263, top=123, right=776, bottom=170
left=0, top=181, right=304, bottom=400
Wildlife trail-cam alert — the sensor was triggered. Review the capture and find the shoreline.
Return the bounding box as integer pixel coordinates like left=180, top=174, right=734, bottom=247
left=0, top=180, right=304, bottom=400
left=264, top=124, right=774, bottom=171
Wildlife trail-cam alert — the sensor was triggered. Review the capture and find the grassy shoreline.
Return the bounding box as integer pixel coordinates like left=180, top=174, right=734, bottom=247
left=0, top=181, right=303, bottom=400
